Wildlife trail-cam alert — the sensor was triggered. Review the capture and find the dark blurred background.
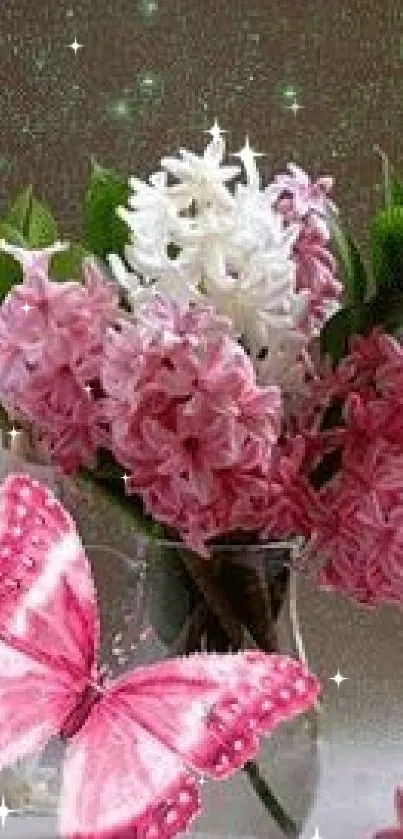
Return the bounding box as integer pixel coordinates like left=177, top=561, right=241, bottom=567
left=0, top=0, right=401, bottom=255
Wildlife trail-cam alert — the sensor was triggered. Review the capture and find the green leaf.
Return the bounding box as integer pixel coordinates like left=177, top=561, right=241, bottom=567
left=0, top=222, right=28, bottom=247
left=328, top=209, right=368, bottom=304
left=319, top=305, right=361, bottom=363
left=83, top=158, right=130, bottom=260
left=391, top=174, right=403, bottom=207
left=146, top=548, right=198, bottom=646
left=26, top=197, right=58, bottom=247
left=3, top=186, right=58, bottom=248
left=360, top=285, right=403, bottom=335
left=79, top=449, right=166, bottom=540
left=0, top=221, right=29, bottom=300
left=0, top=250, right=23, bottom=300
left=4, top=185, right=33, bottom=237
left=318, top=287, right=403, bottom=365
left=49, top=243, right=90, bottom=281
left=216, top=557, right=289, bottom=652
left=373, top=147, right=403, bottom=209
left=370, top=206, right=403, bottom=293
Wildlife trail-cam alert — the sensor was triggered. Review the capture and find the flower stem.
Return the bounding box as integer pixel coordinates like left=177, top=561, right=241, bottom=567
left=179, top=550, right=245, bottom=648
left=243, top=760, right=299, bottom=836
left=179, top=550, right=299, bottom=837
left=170, top=601, right=207, bottom=656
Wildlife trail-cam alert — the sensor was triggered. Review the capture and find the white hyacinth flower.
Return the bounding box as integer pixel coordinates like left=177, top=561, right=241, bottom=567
left=0, top=240, right=70, bottom=278
left=108, top=125, right=331, bottom=391
left=161, top=136, right=240, bottom=213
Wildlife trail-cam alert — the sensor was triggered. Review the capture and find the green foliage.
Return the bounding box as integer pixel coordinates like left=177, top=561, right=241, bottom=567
left=25, top=197, right=58, bottom=248
left=0, top=249, right=23, bottom=299
left=4, top=185, right=34, bottom=238
left=49, top=243, right=90, bottom=281
left=0, top=222, right=27, bottom=247
left=328, top=208, right=369, bottom=305
left=146, top=548, right=198, bottom=646
left=80, top=449, right=165, bottom=539
left=320, top=159, right=403, bottom=364
left=83, top=158, right=130, bottom=260
left=375, top=147, right=403, bottom=209
left=215, top=557, right=288, bottom=652
left=370, top=206, right=403, bottom=293
left=0, top=186, right=61, bottom=300
left=4, top=185, right=58, bottom=247
left=320, top=305, right=361, bottom=364
left=391, top=176, right=403, bottom=207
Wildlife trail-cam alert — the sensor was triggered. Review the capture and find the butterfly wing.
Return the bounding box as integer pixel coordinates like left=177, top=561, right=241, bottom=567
left=0, top=473, right=98, bottom=768
left=60, top=650, right=320, bottom=838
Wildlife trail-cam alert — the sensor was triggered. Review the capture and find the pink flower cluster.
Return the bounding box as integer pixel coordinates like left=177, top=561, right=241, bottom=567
left=2, top=238, right=403, bottom=608
left=101, top=296, right=283, bottom=554
left=0, top=257, right=118, bottom=471
left=269, top=163, right=343, bottom=335
left=293, top=330, right=403, bottom=605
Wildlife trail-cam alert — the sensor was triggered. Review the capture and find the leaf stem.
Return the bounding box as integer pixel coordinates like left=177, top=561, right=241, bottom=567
left=243, top=760, right=299, bottom=836
left=179, top=550, right=245, bottom=648
left=179, top=550, right=299, bottom=836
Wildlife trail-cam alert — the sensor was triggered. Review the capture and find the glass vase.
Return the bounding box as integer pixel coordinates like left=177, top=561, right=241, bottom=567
left=0, top=475, right=319, bottom=839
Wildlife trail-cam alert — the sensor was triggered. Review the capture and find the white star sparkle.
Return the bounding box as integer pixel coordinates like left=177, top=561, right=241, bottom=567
left=288, top=99, right=303, bottom=116
left=0, top=797, right=12, bottom=829
left=330, top=669, right=348, bottom=688
left=8, top=427, right=20, bottom=443
left=232, top=135, right=265, bottom=179
left=311, top=828, right=323, bottom=839
left=21, top=301, right=32, bottom=314
left=205, top=118, right=226, bottom=144
left=122, top=473, right=130, bottom=486
left=69, top=38, right=83, bottom=54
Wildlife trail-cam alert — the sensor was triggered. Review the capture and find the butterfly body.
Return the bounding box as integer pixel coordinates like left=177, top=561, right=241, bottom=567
left=59, top=682, right=104, bottom=742
left=0, top=473, right=321, bottom=838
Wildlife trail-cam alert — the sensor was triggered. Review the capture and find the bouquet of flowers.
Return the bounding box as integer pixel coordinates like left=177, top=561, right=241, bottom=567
left=0, top=126, right=401, bottom=606
left=0, top=124, right=402, bottom=835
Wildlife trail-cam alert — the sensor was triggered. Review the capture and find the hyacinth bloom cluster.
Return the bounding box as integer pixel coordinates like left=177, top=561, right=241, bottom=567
left=1, top=240, right=403, bottom=602
left=293, top=329, right=403, bottom=605
left=108, top=129, right=342, bottom=392
left=0, top=128, right=402, bottom=609
left=101, top=295, right=283, bottom=554
left=269, top=163, right=342, bottom=336
left=0, top=241, right=118, bottom=472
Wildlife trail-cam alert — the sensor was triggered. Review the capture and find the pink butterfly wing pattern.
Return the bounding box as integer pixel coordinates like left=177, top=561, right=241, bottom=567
left=0, top=473, right=99, bottom=769
left=0, top=473, right=321, bottom=839
left=60, top=652, right=320, bottom=839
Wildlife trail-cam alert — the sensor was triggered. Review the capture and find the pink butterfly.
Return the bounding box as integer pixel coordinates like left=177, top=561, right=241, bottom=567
left=0, top=473, right=320, bottom=839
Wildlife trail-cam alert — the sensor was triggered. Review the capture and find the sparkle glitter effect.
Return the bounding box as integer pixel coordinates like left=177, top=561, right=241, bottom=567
left=0, top=797, right=12, bottom=829
left=232, top=135, right=265, bottom=178
left=330, top=670, right=348, bottom=688
left=0, top=0, right=398, bottom=254
left=68, top=37, right=83, bottom=54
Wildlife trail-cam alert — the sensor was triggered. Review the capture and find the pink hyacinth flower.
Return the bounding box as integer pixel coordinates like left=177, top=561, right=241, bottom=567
left=266, top=164, right=342, bottom=335
left=267, top=162, right=336, bottom=236
left=0, top=250, right=118, bottom=471
left=102, top=295, right=283, bottom=554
